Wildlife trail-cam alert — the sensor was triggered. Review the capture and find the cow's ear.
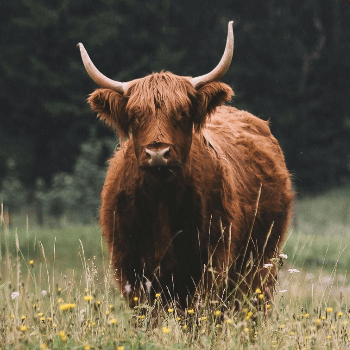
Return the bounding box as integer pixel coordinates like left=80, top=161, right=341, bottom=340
left=193, top=82, right=234, bottom=130
left=88, top=89, right=129, bottom=138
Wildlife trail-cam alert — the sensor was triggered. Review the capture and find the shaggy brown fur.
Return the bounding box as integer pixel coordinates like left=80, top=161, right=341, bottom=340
left=87, top=71, right=293, bottom=308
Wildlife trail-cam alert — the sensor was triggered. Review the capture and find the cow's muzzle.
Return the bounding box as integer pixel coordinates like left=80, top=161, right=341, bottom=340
left=140, top=143, right=180, bottom=181
left=145, top=146, right=170, bottom=167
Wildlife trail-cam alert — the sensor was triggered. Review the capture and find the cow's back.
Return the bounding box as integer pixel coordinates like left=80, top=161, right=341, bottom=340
left=200, top=106, right=293, bottom=295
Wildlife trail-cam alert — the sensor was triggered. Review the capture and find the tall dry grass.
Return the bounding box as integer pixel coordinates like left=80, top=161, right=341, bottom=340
left=1, top=201, right=350, bottom=349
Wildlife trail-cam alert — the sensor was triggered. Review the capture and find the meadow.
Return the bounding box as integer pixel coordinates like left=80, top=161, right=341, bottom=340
left=1, top=186, right=350, bottom=349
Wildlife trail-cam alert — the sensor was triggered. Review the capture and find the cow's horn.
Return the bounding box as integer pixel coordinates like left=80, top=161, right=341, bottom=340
left=191, top=21, right=234, bottom=89
left=77, top=43, right=130, bottom=94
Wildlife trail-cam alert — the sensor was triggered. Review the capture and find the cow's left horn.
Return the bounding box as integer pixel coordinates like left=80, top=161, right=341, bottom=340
left=77, top=43, right=130, bottom=94
left=191, top=21, right=234, bottom=89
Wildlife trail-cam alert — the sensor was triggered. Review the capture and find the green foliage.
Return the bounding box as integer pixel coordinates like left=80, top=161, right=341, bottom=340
left=36, top=133, right=115, bottom=224
left=0, top=159, right=27, bottom=212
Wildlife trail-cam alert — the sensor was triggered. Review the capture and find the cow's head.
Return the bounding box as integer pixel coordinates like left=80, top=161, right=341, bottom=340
left=78, top=22, right=234, bottom=179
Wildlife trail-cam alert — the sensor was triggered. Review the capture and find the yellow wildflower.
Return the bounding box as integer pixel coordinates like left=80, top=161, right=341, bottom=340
left=155, top=293, right=161, bottom=298
left=255, top=288, right=262, bottom=294
left=59, top=331, right=68, bottom=342
left=246, top=311, right=253, bottom=319
left=214, top=310, right=221, bottom=316
left=338, top=312, right=343, bottom=317
left=183, top=324, right=188, bottom=330
left=188, top=309, right=194, bottom=314
left=243, top=327, right=249, bottom=332
left=321, top=316, right=326, bottom=320
left=162, top=326, right=170, bottom=334
left=29, top=260, right=34, bottom=266
left=326, top=307, right=333, bottom=313
left=10, top=314, right=14, bottom=320
left=57, top=298, right=63, bottom=303
left=226, top=318, right=233, bottom=324
left=60, top=303, right=76, bottom=311
left=20, top=326, right=27, bottom=332
left=84, top=345, right=90, bottom=350
left=40, top=317, right=45, bottom=322
left=279, top=324, right=285, bottom=329
left=304, top=313, right=309, bottom=318
left=266, top=304, right=271, bottom=310
left=133, top=296, right=139, bottom=302
left=327, top=335, right=331, bottom=339
left=168, top=308, right=174, bottom=313
left=106, top=310, right=110, bottom=315
left=40, top=344, right=47, bottom=350
left=258, top=294, right=264, bottom=299
left=84, top=295, right=93, bottom=302
left=21, top=315, right=26, bottom=320
left=110, top=318, right=117, bottom=325
left=117, top=347, right=124, bottom=350
left=289, top=331, right=295, bottom=336
left=141, top=315, right=146, bottom=320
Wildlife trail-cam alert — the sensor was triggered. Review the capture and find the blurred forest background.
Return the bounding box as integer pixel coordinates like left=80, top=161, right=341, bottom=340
left=0, top=0, right=349, bottom=225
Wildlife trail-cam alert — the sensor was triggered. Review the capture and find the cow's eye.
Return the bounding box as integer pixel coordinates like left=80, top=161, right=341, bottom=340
left=181, top=111, right=189, bottom=119
left=130, top=114, right=140, bottom=126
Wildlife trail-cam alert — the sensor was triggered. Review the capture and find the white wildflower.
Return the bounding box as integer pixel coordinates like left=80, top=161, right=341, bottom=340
left=11, top=291, right=20, bottom=299
left=279, top=289, right=288, bottom=293
left=263, top=263, right=273, bottom=268
left=125, top=283, right=131, bottom=294
left=279, top=254, right=288, bottom=259
left=145, top=280, right=152, bottom=294
left=288, top=268, right=300, bottom=274
left=41, top=290, right=47, bottom=297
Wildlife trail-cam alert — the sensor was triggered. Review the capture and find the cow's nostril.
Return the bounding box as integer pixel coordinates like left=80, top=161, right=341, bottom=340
left=163, top=149, right=170, bottom=159
left=159, top=147, right=170, bottom=159
left=145, top=149, right=152, bottom=159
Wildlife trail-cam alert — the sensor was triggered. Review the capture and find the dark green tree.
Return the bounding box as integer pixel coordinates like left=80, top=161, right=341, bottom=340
left=0, top=0, right=349, bottom=216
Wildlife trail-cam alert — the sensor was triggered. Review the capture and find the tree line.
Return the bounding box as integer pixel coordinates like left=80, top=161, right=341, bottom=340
left=0, top=0, right=349, bottom=218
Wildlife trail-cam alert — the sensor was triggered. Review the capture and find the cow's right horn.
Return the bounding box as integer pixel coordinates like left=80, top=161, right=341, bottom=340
left=77, top=43, right=130, bottom=94
left=191, top=21, right=234, bottom=89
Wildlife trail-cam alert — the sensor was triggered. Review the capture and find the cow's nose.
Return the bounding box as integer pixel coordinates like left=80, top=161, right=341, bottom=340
left=145, top=146, right=170, bottom=166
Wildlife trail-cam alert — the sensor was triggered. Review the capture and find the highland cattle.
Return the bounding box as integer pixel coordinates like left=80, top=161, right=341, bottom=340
left=78, top=22, right=293, bottom=308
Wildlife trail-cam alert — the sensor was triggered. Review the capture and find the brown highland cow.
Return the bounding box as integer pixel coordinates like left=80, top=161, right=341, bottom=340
left=78, top=22, right=293, bottom=308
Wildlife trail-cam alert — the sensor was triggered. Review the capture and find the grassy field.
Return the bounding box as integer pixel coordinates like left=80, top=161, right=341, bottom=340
left=1, top=186, right=350, bottom=349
